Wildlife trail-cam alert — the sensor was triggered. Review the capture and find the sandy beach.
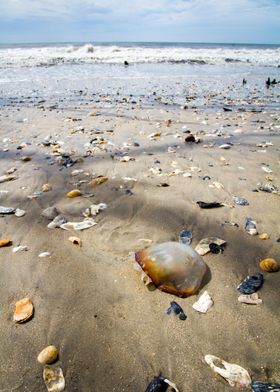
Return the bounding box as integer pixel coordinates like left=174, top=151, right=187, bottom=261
left=0, top=85, right=280, bottom=391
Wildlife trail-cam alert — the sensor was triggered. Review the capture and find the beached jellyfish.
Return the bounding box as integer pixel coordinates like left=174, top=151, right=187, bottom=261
left=135, top=242, right=207, bottom=297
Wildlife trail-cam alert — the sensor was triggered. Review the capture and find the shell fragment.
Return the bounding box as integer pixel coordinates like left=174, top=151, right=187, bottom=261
left=43, top=366, right=65, bottom=392
left=192, top=291, right=213, bottom=313
left=204, top=354, right=251, bottom=388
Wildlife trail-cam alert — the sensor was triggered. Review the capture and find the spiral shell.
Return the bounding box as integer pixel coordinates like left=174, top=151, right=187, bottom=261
left=259, top=258, right=279, bottom=272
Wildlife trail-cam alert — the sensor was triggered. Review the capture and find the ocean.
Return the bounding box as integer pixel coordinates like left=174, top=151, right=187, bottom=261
left=0, top=42, right=279, bottom=109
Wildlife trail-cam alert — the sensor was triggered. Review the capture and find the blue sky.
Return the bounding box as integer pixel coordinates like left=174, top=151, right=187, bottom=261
left=0, top=0, right=279, bottom=44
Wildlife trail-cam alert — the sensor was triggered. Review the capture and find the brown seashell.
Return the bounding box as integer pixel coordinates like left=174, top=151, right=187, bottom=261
left=20, top=156, right=32, bottom=162
left=68, top=236, right=82, bottom=246
left=259, top=233, right=269, bottom=240
left=259, top=258, right=279, bottom=272
left=0, top=239, right=12, bottom=247
left=135, top=242, right=207, bottom=297
left=66, top=189, right=82, bottom=198
left=38, top=345, right=59, bottom=364
left=13, top=297, right=34, bottom=323
left=42, top=183, right=52, bottom=192
left=88, top=175, right=108, bottom=187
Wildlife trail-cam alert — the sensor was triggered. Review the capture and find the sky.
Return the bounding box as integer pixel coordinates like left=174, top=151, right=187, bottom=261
left=0, top=0, right=279, bottom=44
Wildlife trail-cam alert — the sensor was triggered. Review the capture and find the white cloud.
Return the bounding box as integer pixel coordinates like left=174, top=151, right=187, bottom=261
left=1, top=0, right=280, bottom=22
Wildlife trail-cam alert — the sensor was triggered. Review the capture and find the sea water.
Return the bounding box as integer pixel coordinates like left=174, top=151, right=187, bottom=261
left=0, top=42, right=279, bottom=109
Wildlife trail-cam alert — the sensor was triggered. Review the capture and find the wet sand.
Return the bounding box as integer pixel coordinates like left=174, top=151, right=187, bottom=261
left=0, top=101, right=280, bottom=391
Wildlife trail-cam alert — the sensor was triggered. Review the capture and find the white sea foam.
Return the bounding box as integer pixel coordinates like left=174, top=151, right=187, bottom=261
left=0, top=43, right=279, bottom=68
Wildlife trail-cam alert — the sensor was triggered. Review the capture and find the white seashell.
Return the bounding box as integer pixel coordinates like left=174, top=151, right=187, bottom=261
left=15, top=208, right=26, bottom=217
left=261, top=166, right=273, bottom=173
left=0, top=206, right=16, bottom=214
left=43, top=366, right=65, bottom=392
left=212, top=181, right=224, bottom=190
left=204, top=354, right=251, bottom=388
left=120, top=155, right=134, bottom=162
left=192, top=291, right=213, bottom=313
left=47, top=215, right=67, bottom=229
left=60, top=218, right=97, bottom=231
left=238, top=293, right=262, bottom=305
left=219, top=144, right=231, bottom=149
left=39, top=252, right=51, bottom=258
left=12, top=245, right=28, bottom=253
left=83, top=203, right=107, bottom=217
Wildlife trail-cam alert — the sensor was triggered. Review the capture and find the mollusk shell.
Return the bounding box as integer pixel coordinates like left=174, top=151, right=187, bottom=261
left=38, top=346, right=58, bottom=364
left=135, top=242, right=207, bottom=297
left=259, top=258, right=279, bottom=272
left=66, top=189, right=82, bottom=198
left=0, top=239, right=12, bottom=247
left=13, top=297, right=33, bottom=323
left=43, top=366, right=65, bottom=392
left=205, top=355, right=251, bottom=388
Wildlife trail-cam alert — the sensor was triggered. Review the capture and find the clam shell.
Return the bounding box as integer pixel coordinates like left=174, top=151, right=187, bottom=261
left=13, top=297, right=34, bottom=323
left=135, top=242, right=207, bottom=297
left=38, top=346, right=58, bottom=364
left=258, top=233, right=269, bottom=240
left=60, top=218, right=96, bottom=231
left=259, top=258, right=279, bottom=272
left=42, top=183, right=52, bottom=192
left=0, top=239, right=12, bottom=247
left=204, top=354, right=251, bottom=388
left=43, top=366, right=65, bottom=392
left=66, top=189, right=82, bottom=198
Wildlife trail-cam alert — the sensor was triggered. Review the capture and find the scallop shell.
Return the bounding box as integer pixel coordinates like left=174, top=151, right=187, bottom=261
left=135, top=242, right=207, bottom=297
left=38, top=346, right=58, bottom=364
left=259, top=258, right=279, bottom=272
left=13, top=297, right=34, bottom=323
left=43, top=366, right=65, bottom=392
left=0, top=239, right=12, bottom=247
left=66, top=189, right=82, bottom=198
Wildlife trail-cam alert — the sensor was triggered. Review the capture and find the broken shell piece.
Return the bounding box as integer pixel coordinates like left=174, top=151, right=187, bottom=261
left=6, top=167, right=17, bottom=174
left=12, top=245, right=28, bottom=253
left=0, top=239, right=12, bottom=247
left=88, top=175, right=108, bottom=187
left=195, top=237, right=226, bottom=256
left=13, top=297, right=34, bottom=323
left=0, top=206, right=16, bottom=214
left=204, top=354, right=251, bottom=388
left=43, top=366, right=65, bottom=392
left=145, top=375, right=179, bottom=392
left=192, top=291, right=213, bottom=313
left=48, top=215, right=67, bottom=229
left=0, top=175, right=17, bottom=183
left=42, top=207, right=59, bottom=220
left=60, top=218, right=96, bottom=231
left=66, top=189, right=82, bottom=198
left=120, top=155, right=135, bottom=162
left=259, top=258, right=279, bottom=272
left=39, top=252, right=51, bottom=258
left=261, top=166, right=273, bottom=174
left=42, top=183, right=52, bottom=192
left=245, top=217, right=258, bottom=236
left=15, top=208, right=26, bottom=217
left=69, top=236, right=82, bottom=246
left=83, top=203, right=107, bottom=217
left=258, top=233, right=269, bottom=240
left=38, top=346, right=58, bottom=365
left=179, top=229, right=192, bottom=245
left=238, top=273, right=263, bottom=294
left=135, top=242, right=207, bottom=297
left=166, top=301, right=187, bottom=320
left=238, top=293, right=262, bottom=305
left=212, top=181, right=224, bottom=190
left=233, top=196, right=249, bottom=206
left=252, top=381, right=280, bottom=392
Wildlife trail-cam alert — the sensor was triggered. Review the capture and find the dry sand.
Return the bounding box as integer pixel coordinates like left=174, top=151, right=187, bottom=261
left=0, top=102, right=280, bottom=391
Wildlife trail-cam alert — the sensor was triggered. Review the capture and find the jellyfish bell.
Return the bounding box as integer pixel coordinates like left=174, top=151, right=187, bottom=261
left=135, top=242, right=207, bottom=297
